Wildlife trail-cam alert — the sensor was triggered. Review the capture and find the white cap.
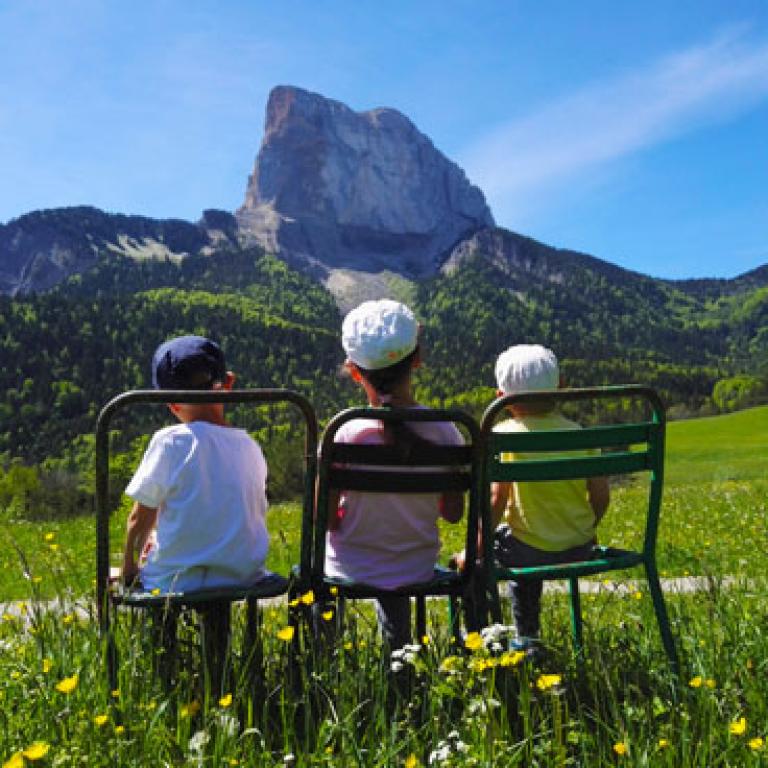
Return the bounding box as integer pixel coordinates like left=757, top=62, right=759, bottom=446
left=342, top=299, right=418, bottom=370
left=495, top=344, right=559, bottom=394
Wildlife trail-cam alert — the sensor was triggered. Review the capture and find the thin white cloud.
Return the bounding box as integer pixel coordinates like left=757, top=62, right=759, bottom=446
left=460, top=28, right=768, bottom=217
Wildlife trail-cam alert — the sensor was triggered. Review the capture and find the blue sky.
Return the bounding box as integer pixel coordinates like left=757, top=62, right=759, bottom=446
left=1, top=1, right=767, bottom=279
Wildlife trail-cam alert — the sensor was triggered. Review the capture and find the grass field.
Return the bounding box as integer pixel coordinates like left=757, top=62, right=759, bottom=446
left=0, top=406, right=766, bottom=765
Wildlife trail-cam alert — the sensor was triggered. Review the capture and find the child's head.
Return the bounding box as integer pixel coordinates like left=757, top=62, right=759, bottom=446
left=152, top=335, right=232, bottom=424
left=495, top=344, right=559, bottom=413
left=152, top=335, right=227, bottom=390
left=341, top=299, right=419, bottom=399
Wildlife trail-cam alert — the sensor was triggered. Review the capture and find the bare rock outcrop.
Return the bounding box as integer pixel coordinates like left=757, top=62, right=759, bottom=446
left=236, top=86, right=494, bottom=279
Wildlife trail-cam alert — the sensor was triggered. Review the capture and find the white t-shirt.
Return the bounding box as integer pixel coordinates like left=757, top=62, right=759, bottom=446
left=324, top=411, right=464, bottom=589
left=125, top=421, right=269, bottom=592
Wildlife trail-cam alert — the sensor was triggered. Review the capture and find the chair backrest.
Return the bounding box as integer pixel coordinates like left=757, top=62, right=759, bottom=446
left=311, top=406, right=482, bottom=585
left=95, top=389, right=318, bottom=631
left=479, top=385, right=665, bottom=562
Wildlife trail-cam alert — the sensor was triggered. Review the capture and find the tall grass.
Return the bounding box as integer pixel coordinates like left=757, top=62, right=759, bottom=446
left=1, top=407, right=766, bottom=765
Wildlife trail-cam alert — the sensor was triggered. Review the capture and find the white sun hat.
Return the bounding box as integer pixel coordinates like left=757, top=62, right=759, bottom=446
left=342, top=299, right=418, bottom=370
left=495, top=344, right=559, bottom=394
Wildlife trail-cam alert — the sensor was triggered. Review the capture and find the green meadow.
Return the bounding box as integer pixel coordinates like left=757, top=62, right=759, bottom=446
left=1, top=406, right=767, bottom=766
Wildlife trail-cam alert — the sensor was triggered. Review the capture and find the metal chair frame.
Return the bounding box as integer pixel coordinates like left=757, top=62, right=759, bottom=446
left=95, top=389, right=317, bottom=696
left=480, top=385, right=679, bottom=671
left=308, top=406, right=483, bottom=645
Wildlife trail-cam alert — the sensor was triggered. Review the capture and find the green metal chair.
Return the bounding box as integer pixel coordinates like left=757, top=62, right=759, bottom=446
left=308, top=406, right=483, bottom=646
left=479, top=385, right=678, bottom=671
left=95, top=389, right=317, bottom=697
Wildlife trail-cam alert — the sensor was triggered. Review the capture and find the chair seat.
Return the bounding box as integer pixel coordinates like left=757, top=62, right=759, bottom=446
left=114, top=571, right=290, bottom=608
left=497, top=547, right=645, bottom=581
left=323, top=565, right=462, bottom=599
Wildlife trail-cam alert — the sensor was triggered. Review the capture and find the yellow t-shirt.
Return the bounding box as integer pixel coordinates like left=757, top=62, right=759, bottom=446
left=495, top=412, right=596, bottom=552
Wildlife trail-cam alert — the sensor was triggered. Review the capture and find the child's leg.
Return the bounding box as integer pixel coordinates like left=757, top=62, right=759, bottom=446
left=375, top=595, right=411, bottom=651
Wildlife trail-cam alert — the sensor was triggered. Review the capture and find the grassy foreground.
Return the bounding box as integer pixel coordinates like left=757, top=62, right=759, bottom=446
left=1, top=406, right=767, bottom=765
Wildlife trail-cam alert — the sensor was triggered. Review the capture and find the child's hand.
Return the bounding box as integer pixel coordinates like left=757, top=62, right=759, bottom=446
left=449, top=550, right=466, bottom=571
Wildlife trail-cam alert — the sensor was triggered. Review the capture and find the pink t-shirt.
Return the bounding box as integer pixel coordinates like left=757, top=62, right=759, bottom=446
left=324, top=410, right=464, bottom=589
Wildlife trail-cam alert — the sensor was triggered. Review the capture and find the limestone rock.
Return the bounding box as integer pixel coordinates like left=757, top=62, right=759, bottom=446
left=236, top=85, right=494, bottom=278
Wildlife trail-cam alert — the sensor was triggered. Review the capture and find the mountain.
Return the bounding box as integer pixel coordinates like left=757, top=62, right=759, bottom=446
left=236, top=85, right=494, bottom=292
left=0, top=84, right=767, bottom=479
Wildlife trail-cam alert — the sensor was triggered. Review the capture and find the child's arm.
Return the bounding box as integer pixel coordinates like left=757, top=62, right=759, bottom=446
left=452, top=481, right=510, bottom=569
left=122, top=502, right=158, bottom=585
left=587, top=477, right=610, bottom=525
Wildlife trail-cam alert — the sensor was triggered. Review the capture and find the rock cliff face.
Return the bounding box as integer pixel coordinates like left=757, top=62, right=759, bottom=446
left=0, top=207, right=237, bottom=296
left=236, top=85, right=494, bottom=278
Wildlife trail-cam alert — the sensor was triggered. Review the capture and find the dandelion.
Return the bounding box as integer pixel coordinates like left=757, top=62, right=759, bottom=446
left=658, top=738, right=669, bottom=749
left=464, top=632, right=483, bottom=651
left=62, top=614, right=75, bottom=625
left=110, top=689, right=120, bottom=699
left=48, top=543, right=59, bottom=552
left=632, top=591, right=642, bottom=600
left=114, top=725, right=125, bottom=736
left=729, top=717, right=747, bottom=736
left=151, top=588, right=161, bottom=596
left=440, top=655, right=462, bottom=673
left=277, top=626, right=295, bottom=642
left=749, top=737, right=764, bottom=751
left=55, top=673, right=78, bottom=694
left=405, top=754, right=419, bottom=768
left=613, top=742, right=628, bottom=756
left=329, top=586, right=338, bottom=597
left=3, top=752, right=24, bottom=768
left=219, top=693, right=233, bottom=708
left=21, top=743, right=50, bottom=761
left=288, top=597, right=300, bottom=608
left=499, top=650, right=526, bottom=667
left=180, top=700, right=201, bottom=718
left=44, top=532, right=55, bottom=541
left=535, top=674, right=562, bottom=691
left=689, top=676, right=703, bottom=688
left=42, top=658, right=52, bottom=674
left=321, top=610, right=333, bottom=621
left=705, top=678, right=715, bottom=689
left=93, top=714, right=108, bottom=727
left=422, top=634, right=430, bottom=645
left=344, top=641, right=353, bottom=651
left=299, top=590, right=315, bottom=606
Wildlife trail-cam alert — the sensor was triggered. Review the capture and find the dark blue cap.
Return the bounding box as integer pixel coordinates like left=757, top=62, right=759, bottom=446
left=151, top=335, right=227, bottom=390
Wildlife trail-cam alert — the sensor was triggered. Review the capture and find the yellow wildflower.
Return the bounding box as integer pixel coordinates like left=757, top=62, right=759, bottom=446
left=613, top=742, right=628, bottom=756
left=44, top=532, right=55, bottom=541
left=344, top=641, right=353, bottom=651
left=688, top=676, right=702, bottom=688
left=55, top=674, right=78, bottom=694
left=705, top=678, right=715, bottom=689
left=729, top=717, right=747, bottom=736
left=219, top=693, right=233, bottom=708
left=288, top=597, right=300, bottom=608
left=440, top=655, right=462, bottom=672
left=48, top=543, right=59, bottom=552
left=277, top=626, right=295, bottom=642
left=22, top=742, right=50, bottom=761
left=658, top=738, right=669, bottom=749
left=321, top=610, right=333, bottom=622
left=632, top=591, right=642, bottom=600
left=300, top=590, right=315, bottom=606
left=749, top=737, right=764, bottom=751
left=94, top=714, right=108, bottom=727
left=3, top=752, right=24, bottom=768
left=536, top=674, right=562, bottom=691
left=114, top=725, right=125, bottom=736
left=110, top=689, right=120, bottom=699
left=405, top=754, right=419, bottom=768
left=464, top=632, right=483, bottom=651
left=421, top=635, right=430, bottom=646
left=499, top=650, right=526, bottom=667
left=180, top=700, right=201, bottom=718
left=329, top=586, right=338, bottom=597
left=150, top=588, right=161, bottom=596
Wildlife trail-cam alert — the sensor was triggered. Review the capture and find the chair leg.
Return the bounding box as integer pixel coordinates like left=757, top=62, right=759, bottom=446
left=568, top=577, right=583, bottom=661
left=415, top=596, right=427, bottom=641
left=244, top=598, right=264, bottom=704
left=199, top=602, right=231, bottom=697
left=645, top=561, right=680, bottom=675
left=151, top=605, right=178, bottom=692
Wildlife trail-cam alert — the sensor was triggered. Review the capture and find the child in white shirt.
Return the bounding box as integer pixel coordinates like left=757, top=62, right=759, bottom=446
left=122, top=335, right=270, bottom=593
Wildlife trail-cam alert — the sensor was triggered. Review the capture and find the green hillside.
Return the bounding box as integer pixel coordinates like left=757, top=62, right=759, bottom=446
left=665, top=404, right=768, bottom=486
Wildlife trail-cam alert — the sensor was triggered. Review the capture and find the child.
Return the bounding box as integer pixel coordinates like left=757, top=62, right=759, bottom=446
left=324, top=299, right=464, bottom=651
left=489, top=344, right=610, bottom=650
left=122, top=335, right=270, bottom=593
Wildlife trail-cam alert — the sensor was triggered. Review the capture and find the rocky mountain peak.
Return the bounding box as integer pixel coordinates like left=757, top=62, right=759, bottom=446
left=236, top=85, right=494, bottom=279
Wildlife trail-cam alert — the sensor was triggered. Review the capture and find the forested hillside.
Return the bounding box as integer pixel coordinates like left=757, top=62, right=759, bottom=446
left=1, top=236, right=767, bottom=516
